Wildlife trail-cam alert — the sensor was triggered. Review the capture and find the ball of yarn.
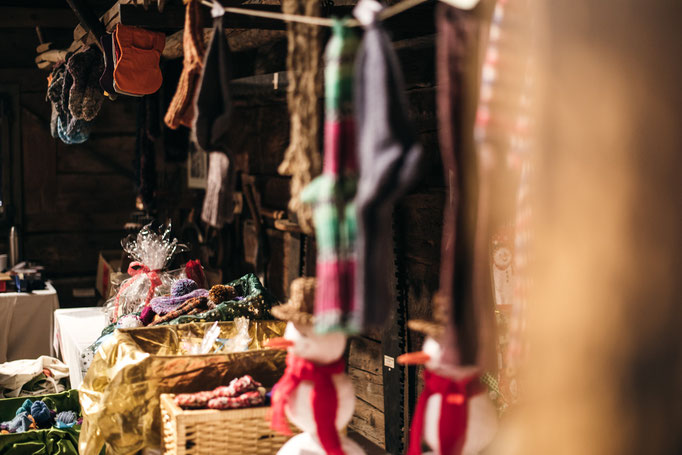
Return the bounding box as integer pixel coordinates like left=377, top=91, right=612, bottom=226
left=140, top=305, right=157, bottom=325
left=116, top=314, right=143, bottom=329
left=171, top=279, right=198, bottom=297
left=16, top=399, right=32, bottom=416
left=56, top=411, right=78, bottom=425
left=55, top=410, right=78, bottom=429
left=30, top=401, right=51, bottom=427
left=208, top=284, right=237, bottom=305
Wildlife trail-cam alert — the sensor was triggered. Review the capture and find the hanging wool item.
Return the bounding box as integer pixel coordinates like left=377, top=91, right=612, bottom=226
left=435, top=3, right=497, bottom=372
left=201, top=151, right=236, bottom=227
left=192, top=11, right=238, bottom=228
left=301, top=19, right=360, bottom=334
left=353, top=0, right=424, bottom=331
left=277, top=0, right=323, bottom=234
left=67, top=46, right=105, bottom=122
left=164, top=0, right=205, bottom=129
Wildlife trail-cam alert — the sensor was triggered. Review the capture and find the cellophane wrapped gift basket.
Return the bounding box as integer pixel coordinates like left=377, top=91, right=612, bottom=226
left=104, top=223, right=188, bottom=323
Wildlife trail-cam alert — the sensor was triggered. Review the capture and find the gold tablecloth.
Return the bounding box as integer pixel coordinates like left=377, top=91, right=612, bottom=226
left=78, top=321, right=287, bottom=455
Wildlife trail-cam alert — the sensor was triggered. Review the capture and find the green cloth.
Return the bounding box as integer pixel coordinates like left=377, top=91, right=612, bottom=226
left=0, top=390, right=89, bottom=455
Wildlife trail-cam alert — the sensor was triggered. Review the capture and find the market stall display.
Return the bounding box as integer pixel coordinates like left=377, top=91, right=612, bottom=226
left=0, top=390, right=83, bottom=455
left=78, top=320, right=287, bottom=455
left=0, top=283, right=59, bottom=363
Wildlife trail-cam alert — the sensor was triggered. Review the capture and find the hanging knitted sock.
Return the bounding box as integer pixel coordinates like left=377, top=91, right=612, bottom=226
left=67, top=46, right=105, bottom=121
left=164, top=0, right=205, bottom=129
left=277, top=0, right=322, bottom=234
left=353, top=0, right=424, bottom=331
left=201, top=151, right=236, bottom=228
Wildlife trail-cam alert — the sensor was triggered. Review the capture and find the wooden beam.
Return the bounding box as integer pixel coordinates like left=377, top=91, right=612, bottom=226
left=66, top=0, right=106, bottom=41
left=0, top=8, right=77, bottom=28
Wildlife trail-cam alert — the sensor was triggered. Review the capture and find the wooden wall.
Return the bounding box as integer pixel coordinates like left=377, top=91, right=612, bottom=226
left=0, top=65, right=137, bottom=307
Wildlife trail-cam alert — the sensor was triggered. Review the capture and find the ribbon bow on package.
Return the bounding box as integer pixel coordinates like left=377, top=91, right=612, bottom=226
left=105, top=224, right=188, bottom=323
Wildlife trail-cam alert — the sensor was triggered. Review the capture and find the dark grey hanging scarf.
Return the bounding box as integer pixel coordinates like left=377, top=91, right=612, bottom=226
left=193, top=13, right=236, bottom=227
left=353, top=0, right=424, bottom=330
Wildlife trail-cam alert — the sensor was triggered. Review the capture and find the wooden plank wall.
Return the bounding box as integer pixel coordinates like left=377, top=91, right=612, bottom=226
left=0, top=62, right=137, bottom=307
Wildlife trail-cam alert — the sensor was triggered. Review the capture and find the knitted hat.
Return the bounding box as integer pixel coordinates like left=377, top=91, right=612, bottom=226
left=55, top=411, right=78, bottom=429
left=67, top=46, right=105, bottom=121
left=150, top=278, right=209, bottom=315
left=406, top=292, right=448, bottom=338
left=16, top=399, right=32, bottom=417
left=270, top=277, right=316, bottom=326
left=30, top=401, right=51, bottom=427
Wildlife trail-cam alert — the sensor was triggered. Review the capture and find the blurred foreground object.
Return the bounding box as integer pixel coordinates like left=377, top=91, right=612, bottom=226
left=493, top=1, right=682, bottom=455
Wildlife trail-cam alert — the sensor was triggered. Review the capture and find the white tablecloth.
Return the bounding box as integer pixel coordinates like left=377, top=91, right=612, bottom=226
left=53, top=307, right=107, bottom=389
left=0, top=282, right=59, bottom=363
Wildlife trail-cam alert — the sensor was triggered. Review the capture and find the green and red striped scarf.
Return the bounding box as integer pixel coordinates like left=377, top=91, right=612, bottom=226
left=301, top=19, right=361, bottom=334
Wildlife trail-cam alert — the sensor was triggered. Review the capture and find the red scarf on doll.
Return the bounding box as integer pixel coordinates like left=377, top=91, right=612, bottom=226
left=408, top=370, right=484, bottom=455
left=271, top=353, right=346, bottom=455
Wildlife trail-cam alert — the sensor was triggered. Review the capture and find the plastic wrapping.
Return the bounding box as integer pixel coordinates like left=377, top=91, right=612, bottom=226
left=103, top=224, right=188, bottom=322
left=181, top=318, right=253, bottom=355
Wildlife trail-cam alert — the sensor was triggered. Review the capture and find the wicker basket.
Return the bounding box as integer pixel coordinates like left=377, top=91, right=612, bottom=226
left=160, top=393, right=299, bottom=455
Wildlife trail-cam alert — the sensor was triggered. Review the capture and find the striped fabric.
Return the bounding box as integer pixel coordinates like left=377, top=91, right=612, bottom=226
left=475, top=0, right=536, bottom=405
left=301, top=19, right=361, bottom=334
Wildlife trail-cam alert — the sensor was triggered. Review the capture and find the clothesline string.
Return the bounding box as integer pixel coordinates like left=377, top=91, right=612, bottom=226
left=200, top=0, right=432, bottom=28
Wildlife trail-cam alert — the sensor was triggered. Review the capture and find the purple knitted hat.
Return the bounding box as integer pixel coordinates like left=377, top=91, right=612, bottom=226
left=150, top=278, right=208, bottom=315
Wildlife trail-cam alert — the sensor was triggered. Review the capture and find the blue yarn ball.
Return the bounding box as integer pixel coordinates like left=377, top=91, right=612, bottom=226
left=30, top=401, right=51, bottom=427
left=171, top=278, right=198, bottom=297
left=16, top=399, right=32, bottom=416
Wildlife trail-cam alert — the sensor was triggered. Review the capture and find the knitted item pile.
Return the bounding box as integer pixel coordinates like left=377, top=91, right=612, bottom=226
left=174, top=375, right=265, bottom=410
left=46, top=58, right=91, bottom=144
left=148, top=296, right=209, bottom=325
left=0, top=398, right=79, bottom=434
left=149, top=278, right=209, bottom=315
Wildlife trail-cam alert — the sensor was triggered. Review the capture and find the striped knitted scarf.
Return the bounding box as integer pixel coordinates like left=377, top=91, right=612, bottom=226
left=301, top=19, right=360, bottom=334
